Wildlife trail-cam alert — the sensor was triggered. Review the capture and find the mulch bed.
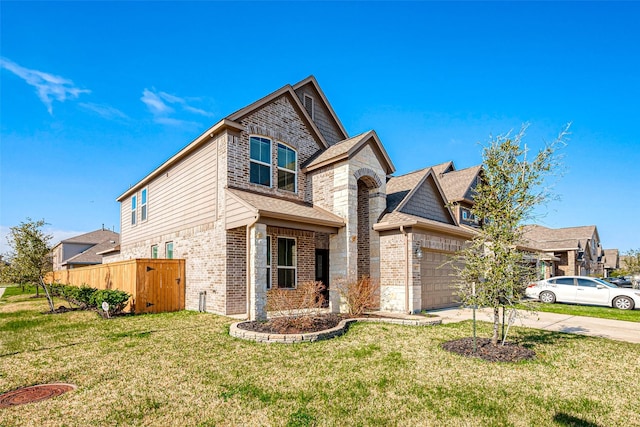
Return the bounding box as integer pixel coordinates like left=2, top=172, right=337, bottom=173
left=441, top=337, right=536, bottom=362
left=238, top=313, right=345, bottom=334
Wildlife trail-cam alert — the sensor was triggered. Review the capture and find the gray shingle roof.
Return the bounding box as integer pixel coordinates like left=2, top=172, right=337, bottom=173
left=227, top=188, right=345, bottom=227
left=59, top=229, right=119, bottom=245
left=521, top=224, right=597, bottom=250
left=438, top=165, right=482, bottom=202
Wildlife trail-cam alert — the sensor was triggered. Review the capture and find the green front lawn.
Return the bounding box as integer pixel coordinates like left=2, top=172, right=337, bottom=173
left=520, top=300, right=640, bottom=322
left=1, top=290, right=639, bottom=426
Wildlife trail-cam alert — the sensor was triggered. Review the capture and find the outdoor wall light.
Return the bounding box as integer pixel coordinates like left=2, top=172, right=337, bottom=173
left=415, top=245, right=423, bottom=259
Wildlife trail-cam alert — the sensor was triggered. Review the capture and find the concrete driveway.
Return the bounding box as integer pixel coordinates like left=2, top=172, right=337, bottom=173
left=434, top=307, right=640, bottom=344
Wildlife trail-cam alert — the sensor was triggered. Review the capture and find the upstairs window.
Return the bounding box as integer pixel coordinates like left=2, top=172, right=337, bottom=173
left=277, top=143, right=297, bottom=192
left=250, top=136, right=271, bottom=187
left=131, top=195, right=137, bottom=225
left=141, top=188, right=148, bottom=222
left=277, top=237, right=296, bottom=289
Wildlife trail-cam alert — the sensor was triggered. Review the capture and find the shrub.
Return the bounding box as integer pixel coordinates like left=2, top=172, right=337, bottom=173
left=267, top=281, right=326, bottom=331
left=335, top=276, right=379, bottom=316
left=90, top=289, right=131, bottom=316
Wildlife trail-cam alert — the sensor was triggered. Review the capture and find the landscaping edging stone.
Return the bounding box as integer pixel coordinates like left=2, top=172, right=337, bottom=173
left=230, top=316, right=442, bottom=344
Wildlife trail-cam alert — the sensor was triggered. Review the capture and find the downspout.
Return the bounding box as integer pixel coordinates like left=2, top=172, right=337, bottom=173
left=246, top=214, right=261, bottom=320
left=400, top=225, right=410, bottom=314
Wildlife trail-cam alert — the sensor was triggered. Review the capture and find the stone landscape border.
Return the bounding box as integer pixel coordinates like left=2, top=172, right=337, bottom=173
left=230, top=316, right=442, bottom=344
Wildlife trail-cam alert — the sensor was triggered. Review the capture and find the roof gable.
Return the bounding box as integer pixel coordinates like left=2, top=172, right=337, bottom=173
left=386, top=168, right=456, bottom=225
left=292, top=76, right=349, bottom=145
left=302, top=130, right=395, bottom=175
left=226, top=85, right=328, bottom=151
left=59, top=229, right=119, bottom=246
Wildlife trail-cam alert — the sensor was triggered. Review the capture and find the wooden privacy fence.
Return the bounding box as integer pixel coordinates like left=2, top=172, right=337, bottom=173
left=46, top=259, right=185, bottom=314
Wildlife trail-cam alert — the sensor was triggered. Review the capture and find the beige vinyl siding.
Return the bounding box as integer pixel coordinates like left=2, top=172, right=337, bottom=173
left=120, top=134, right=224, bottom=246
left=225, top=195, right=257, bottom=229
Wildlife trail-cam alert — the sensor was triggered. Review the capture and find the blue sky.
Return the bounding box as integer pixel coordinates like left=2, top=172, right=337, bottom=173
left=1, top=1, right=639, bottom=254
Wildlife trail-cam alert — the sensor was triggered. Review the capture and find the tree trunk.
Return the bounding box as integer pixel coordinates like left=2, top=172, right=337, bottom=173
left=491, top=306, right=500, bottom=345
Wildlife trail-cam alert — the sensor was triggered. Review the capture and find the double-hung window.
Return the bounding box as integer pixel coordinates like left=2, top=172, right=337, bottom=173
left=277, top=143, right=297, bottom=192
left=131, top=195, right=137, bottom=225
left=277, top=237, right=296, bottom=289
left=141, top=188, right=148, bottom=221
left=250, top=136, right=271, bottom=187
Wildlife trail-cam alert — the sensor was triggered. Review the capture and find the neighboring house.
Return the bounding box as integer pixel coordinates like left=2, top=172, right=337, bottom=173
left=603, top=249, right=619, bottom=277
left=522, top=225, right=603, bottom=277
left=108, top=76, right=479, bottom=319
left=52, top=229, right=120, bottom=270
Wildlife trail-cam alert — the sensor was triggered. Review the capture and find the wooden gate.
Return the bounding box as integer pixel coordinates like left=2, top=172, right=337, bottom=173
left=136, top=261, right=185, bottom=314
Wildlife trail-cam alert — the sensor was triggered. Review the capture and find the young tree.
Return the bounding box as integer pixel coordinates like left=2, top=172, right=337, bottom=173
left=3, top=218, right=53, bottom=306
left=455, top=124, right=570, bottom=345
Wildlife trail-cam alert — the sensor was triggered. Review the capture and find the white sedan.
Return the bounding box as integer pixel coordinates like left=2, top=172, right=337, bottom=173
left=525, top=276, right=640, bottom=310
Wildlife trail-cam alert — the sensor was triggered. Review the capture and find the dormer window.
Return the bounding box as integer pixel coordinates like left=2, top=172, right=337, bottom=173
left=303, top=94, right=314, bottom=119
left=250, top=136, right=272, bottom=187
left=277, top=143, right=297, bottom=192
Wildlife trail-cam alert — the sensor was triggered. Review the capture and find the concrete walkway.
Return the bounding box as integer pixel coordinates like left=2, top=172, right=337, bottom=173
left=0, top=287, right=5, bottom=299
left=433, top=307, right=640, bottom=344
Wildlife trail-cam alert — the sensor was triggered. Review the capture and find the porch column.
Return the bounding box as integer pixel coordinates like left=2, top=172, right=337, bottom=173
left=248, top=223, right=268, bottom=321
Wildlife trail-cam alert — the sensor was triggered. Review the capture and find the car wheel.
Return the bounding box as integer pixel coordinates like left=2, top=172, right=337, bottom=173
left=613, top=296, right=634, bottom=310
left=539, top=291, right=556, bottom=304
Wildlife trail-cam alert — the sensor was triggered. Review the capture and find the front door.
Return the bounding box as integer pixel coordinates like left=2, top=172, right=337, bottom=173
left=315, top=249, right=329, bottom=307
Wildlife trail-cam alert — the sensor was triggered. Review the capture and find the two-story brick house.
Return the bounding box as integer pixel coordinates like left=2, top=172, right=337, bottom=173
left=107, top=76, right=474, bottom=319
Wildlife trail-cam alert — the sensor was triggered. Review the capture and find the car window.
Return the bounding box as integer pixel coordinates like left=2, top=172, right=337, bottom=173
left=551, top=278, right=575, bottom=286
left=577, top=278, right=597, bottom=288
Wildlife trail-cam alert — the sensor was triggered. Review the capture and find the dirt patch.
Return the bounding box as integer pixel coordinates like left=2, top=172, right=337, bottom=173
left=0, top=383, right=76, bottom=408
left=441, top=337, right=536, bottom=362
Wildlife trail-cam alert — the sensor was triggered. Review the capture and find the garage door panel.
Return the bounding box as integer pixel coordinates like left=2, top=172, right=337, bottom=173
left=420, top=251, right=460, bottom=310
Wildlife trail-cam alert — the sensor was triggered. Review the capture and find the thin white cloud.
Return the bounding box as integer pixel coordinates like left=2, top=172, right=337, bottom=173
left=0, top=57, right=90, bottom=114
left=141, top=88, right=174, bottom=115
left=141, top=88, right=213, bottom=126
left=79, top=102, right=129, bottom=120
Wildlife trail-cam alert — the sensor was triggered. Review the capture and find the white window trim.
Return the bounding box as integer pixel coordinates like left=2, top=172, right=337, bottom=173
left=303, top=94, right=314, bottom=119
left=141, top=188, right=148, bottom=222
left=151, top=244, right=158, bottom=259
left=277, top=142, right=298, bottom=193
left=249, top=135, right=272, bottom=188
left=277, top=236, right=297, bottom=289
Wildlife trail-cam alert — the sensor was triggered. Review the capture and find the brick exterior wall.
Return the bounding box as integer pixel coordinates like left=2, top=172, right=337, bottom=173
left=226, top=227, right=247, bottom=315
left=266, top=226, right=316, bottom=307
left=229, top=95, right=323, bottom=204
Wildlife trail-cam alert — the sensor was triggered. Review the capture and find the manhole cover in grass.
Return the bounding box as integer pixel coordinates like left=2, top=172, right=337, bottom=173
left=0, top=383, right=76, bottom=408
